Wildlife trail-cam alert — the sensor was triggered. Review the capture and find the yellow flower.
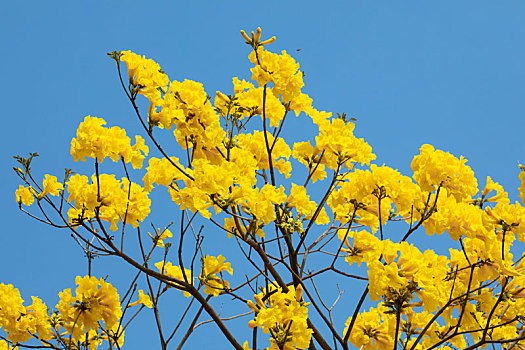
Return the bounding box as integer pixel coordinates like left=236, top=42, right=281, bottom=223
left=247, top=285, right=312, bottom=350
left=328, top=164, right=422, bottom=231
left=199, top=255, right=233, bottom=297
left=338, top=230, right=382, bottom=267
left=70, top=116, right=149, bottom=169
left=142, top=156, right=189, bottom=192
left=481, top=176, right=509, bottom=204
left=344, top=306, right=393, bottom=350
left=37, top=174, right=64, bottom=199
left=101, top=322, right=125, bottom=348
left=411, top=144, right=478, bottom=202
left=292, top=141, right=327, bottom=183
left=56, top=276, right=122, bottom=338
left=315, top=118, right=375, bottom=169
left=148, top=228, right=173, bottom=247
left=120, top=50, right=169, bottom=105
left=0, top=283, right=52, bottom=344
left=155, top=260, right=193, bottom=297
left=248, top=46, right=303, bottom=102
left=66, top=173, right=151, bottom=231
left=286, top=183, right=318, bottom=220
left=15, top=185, right=35, bottom=206
left=128, top=290, right=152, bottom=308
left=0, top=340, right=17, bottom=350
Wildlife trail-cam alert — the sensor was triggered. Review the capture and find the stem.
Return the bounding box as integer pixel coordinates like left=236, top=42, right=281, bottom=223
left=393, top=311, right=400, bottom=350
left=175, top=296, right=211, bottom=350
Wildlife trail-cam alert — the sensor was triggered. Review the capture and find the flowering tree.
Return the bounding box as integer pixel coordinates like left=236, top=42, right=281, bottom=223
left=6, top=28, right=525, bottom=350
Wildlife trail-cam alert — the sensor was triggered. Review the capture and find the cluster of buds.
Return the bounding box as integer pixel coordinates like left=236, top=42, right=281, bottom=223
left=281, top=215, right=304, bottom=234
left=240, top=27, right=276, bottom=49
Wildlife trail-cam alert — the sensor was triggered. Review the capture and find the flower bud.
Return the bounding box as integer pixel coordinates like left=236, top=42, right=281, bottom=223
left=253, top=294, right=265, bottom=309
left=247, top=300, right=258, bottom=312
left=215, top=91, right=228, bottom=102
left=260, top=36, right=276, bottom=45
left=240, top=30, right=251, bottom=42
left=295, top=284, right=303, bottom=301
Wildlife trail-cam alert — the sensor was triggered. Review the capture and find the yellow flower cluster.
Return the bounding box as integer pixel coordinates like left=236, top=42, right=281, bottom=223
left=120, top=50, right=169, bottom=105
left=56, top=276, right=122, bottom=339
left=339, top=220, right=525, bottom=348
left=222, top=184, right=288, bottom=236
left=488, top=200, right=525, bottom=241
left=0, top=284, right=52, bottom=343
left=143, top=136, right=287, bottom=223
left=142, top=156, right=189, bottom=192
left=167, top=156, right=252, bottom=219
left=160, top=80, right=224, bottom=158
left=236, top=131, right=291, bottom=177
left=0, top=340, right=16, bottom=350
left=411, top=144, right=478, bottom=201
left=287, top=183, right=330, bottom=224
left=344, top=305, right=393, bottom=350
left=225, top=81, right=286, bottom=127
left=66, top=173, right=151, bottom=231
left=0, top=278, right=125, bottom=349
left=316, top=118, right=376, bottom=169
left=248, top=47, right=304, bottom=102
left=422, top=189, right=487, bottom=240
left=121, top=53, right=224, bottom=159
left=198, top=255, right=233, bottom=297
left=15, top=175, right=63, bottom=206
left=244, top=184, right=288, bottom=227
left=71, top=116, right=149, bottom=169
left=247, top=285, right=312, bottom=350
left=339, top=231, right=450, bottom=309
left=329, top=164, right=421, bottom=231
left=292, top=141, right=327, bottom=183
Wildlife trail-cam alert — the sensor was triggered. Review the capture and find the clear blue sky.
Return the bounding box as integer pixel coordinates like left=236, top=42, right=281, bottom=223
left=1, top=2, right=525, bottom=349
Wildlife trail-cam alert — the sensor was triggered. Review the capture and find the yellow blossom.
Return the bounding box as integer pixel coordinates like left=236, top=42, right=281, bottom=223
left=248, top=285, right=312, bottom=350
left=0, top=283, right=50, bottom=344
left=66, top=173, right=151, bottom=231
left=155, top=260, right=193, bottom=297
left=38, top=174, right=64, bottom=199
left=148, top=227, right=173, bottom=247
left=56, top=276, right=122, bottom=339
left=248, top=47, right=304, bottom=102
left=128, top=290, right=152, bottom=308
left=199, top=255, right=234, bottom=297
left=411, top=144, right=478, bottom=202
left=15, top=185, right=35, bottom=206
left=120, top=50, right=169, bottom=105
left=70, top=116, right=149, bottom=169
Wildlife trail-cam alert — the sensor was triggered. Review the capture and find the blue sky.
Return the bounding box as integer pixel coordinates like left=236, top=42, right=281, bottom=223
left=1, top=1, right=525, bottom=349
